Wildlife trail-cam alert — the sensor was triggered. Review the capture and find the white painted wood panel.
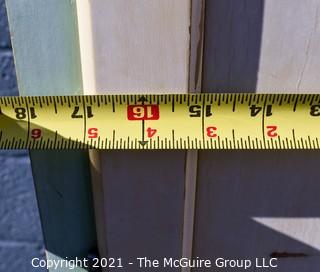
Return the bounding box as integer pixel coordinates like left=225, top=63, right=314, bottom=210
left=257, top=0, right=320, bottom=91
left=6, top=1, right=97, bottom=271
left=88, top=0, right=191, bottom=92
left=194, top=0, right=320, bottom=271
left=76, top=1, right=204, bottom=271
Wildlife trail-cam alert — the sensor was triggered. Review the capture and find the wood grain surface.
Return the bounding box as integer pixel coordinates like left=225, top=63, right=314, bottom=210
left=194, top=1, right=320, bottom=271
left=76, top=1, right=204, bottom=271
left=6, top=1, right=97, bottom=271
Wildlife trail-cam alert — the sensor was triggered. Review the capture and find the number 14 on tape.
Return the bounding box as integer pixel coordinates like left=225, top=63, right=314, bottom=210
left=0, top=94, right=319, bottom=149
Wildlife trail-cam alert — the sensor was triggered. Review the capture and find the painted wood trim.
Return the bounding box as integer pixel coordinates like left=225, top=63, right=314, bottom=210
left=181, top=1, right=206, bottom=271
left=75, top=0, right=108, bottom=261
left=6, top=1, right=97, bottom=271
left=76, top=2, right=205, bottom=272
left=194, top=1, right=320, bottom=271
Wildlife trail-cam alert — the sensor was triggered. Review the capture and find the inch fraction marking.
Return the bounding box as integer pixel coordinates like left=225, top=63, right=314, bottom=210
left=0, top=94, right=319, bottom=149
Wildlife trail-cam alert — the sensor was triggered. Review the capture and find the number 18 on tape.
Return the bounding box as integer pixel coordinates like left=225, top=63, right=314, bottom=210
left=0, top=93, right=320, bottom=149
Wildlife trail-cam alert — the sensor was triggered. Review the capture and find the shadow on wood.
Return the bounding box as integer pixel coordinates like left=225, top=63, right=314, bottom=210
left=195, top=0, right=320, bottom=271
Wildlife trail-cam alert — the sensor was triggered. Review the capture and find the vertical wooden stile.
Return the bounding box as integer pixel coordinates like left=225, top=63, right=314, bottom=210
left=182, top=1, right=206, bottom=272
left=6, top=1, right=97, bottom=271
left=193, top=1, right=320, bottom=271
left=76, top=1, right=205, bottom=271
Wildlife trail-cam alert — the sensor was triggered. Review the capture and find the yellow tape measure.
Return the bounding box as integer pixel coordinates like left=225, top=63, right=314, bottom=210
left=0, top=93, right=320, bottom=149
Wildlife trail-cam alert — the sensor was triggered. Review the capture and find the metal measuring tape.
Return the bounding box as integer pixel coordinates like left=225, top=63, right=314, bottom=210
left=0, top=93, right=320, bottom=149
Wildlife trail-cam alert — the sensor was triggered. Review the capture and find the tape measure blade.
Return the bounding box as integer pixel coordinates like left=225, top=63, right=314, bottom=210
left=0, top=94, right=319, bottom=149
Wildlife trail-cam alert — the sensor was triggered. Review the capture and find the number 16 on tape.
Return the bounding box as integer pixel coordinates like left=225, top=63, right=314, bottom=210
left=127, top=105, right=160, bottom=120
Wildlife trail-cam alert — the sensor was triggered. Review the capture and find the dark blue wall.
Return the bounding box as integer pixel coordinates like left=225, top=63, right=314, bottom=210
left=0, top=1, right=46, bottom=271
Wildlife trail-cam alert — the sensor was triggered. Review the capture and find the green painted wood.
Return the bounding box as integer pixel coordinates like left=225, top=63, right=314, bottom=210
left=5, top=0, right=97, bottom=271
